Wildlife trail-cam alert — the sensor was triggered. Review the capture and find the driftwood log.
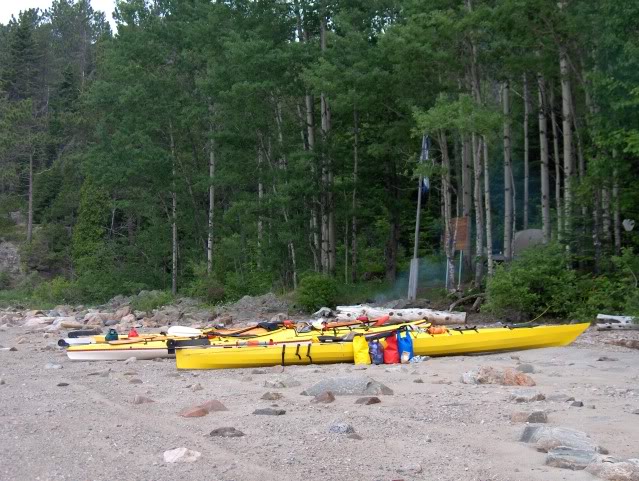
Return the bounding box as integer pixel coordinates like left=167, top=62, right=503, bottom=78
left=596, top=314, right=635, bottom=324
left=334, top=305, right=466, bottom=325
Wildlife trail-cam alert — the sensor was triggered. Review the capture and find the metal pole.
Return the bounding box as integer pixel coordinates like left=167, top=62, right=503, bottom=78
left=408, top=175, right=423, bottom=300
left=457, top=250, right=463, bottom=290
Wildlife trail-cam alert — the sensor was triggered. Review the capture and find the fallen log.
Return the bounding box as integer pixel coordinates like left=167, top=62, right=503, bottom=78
left=596, top=314, right=635, bottom=324
left=448, top=293, right=485, bottom=312
left=334, top=304, right=466, bottom=325
left=597, top=324, right=639, bottom=331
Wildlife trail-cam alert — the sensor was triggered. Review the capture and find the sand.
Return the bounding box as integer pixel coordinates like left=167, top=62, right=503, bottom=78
left=1, top=327, right=638, bottom=481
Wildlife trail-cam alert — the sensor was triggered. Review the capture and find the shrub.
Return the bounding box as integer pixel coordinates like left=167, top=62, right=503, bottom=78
left=32, top=277, right=81, bottom=305
left=130, top=290, right=174, bottom=313
left=296, top=273, right=338, bottom=312
left=0, top=271, right=11, bottom=290
left=484, top=244, right=578, bottom=319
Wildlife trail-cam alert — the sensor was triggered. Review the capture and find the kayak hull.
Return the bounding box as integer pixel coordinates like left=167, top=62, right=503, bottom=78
left=175, top=323, right=590, bottom=370
left=66, top=340, right=173, bottom=361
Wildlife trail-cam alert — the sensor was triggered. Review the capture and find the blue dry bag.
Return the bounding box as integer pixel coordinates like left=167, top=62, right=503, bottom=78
left=396, top=329, right=414, bottom=361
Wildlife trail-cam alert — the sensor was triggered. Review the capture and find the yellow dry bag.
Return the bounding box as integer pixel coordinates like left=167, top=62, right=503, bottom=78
left=353, top=335, right=371, bottom=365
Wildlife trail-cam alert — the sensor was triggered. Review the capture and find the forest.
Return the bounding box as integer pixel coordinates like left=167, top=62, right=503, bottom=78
left=0, top=0, right=638, bottom=320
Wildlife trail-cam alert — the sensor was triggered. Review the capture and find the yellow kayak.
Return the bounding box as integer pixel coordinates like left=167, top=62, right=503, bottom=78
left=65, top=320, right=429, bottom=361
left=174, top=322, right=590, bottom=370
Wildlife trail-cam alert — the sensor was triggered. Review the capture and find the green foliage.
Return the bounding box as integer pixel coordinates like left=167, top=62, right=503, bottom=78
left=484, top=244, right=578, bottom=319
left=183, top=263, right=226, bottom=304
left=72, top=181, right=111, bottom=272
left=32, top=277, right=81, bottom=305
left=130, top=291, right=174, bottom=314
left=296, top=274, right=339, bottom=312
left=0, top=271, right=11, bottom=290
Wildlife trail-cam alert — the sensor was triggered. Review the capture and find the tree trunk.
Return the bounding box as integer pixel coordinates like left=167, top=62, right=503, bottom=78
left=503, top=82, right=513, bottom=260
left=483, top=137, right=493, bottom=276
left=472, top=133, right=484, bottom=285
left=538, top=75, right=551, bottom=243
left=523, top=73, right=530, bottom=230
left=593, top=189, right=601, bottom=274
left=385, top=158, right=400, bottom=283
left=602, top=186, right=611, bottom=246
left=613, top=164, right=621, bottom=255
left=257, top=143, right=264, bottom=269
left=351, top=108, right=359, bottom=283
left=207, top=133, right=216, bottom=274
left=27, top=151, right=34, bottom=243
left=440, top=131, right=456, bottom=289
left=461, top=133, right=472, bottom=266
left=169, top=123, right=178, bottom=296
left=550, top=86, right=563, bottom=240
left=559, top=43, right=573, bottom=240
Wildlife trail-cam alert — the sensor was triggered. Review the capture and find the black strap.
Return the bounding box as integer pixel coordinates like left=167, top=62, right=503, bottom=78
left=294, top=344, right=302, bottom=360
left=281, top=344, right=286, bottom=366
left=306, top=344, right=312, bottom=364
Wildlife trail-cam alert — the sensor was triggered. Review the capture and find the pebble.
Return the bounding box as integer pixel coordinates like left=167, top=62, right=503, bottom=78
left=129, top=378, right=143, bottom=384
left=45, top=362, right=63, bottom=369
left=253, top=408, right=286, bottom=416
left=511, top=411, right=548, bottom=423
left=632, top=409, right=639, bottom=415
left=88, top=369, right=111, bottom=377
left=56, top=382, right=69, bottom=387
left=9, top=347, right=17, bottom=351
left=179, top=406, right=209, bottom=418
left=597, top=356, right=619, bottom=361
left=347, top=433, right=363, bottom=440
left=163, top=447, right=201, bottom=463
left=516, top=363, right=535, bottom=373
left=133, top=395, right=155, bottom=404
left=210, top=427, right=245, bottom=438
left=261, top=392, right=283, bottom=401
left=510, top=389, right=545, bottom=403
left=571, top=401, right=584, bottom=407
left=191, top=383, right=204, bottom=392
left=312, top=391, right=336, bottom=404
left=355, top=396, right=381, bottom=405
left=251, top=369, right=267, bottom=374
left=328, top=422, right=354, bottom=434
left=0, top=379, right=5, bottom=385
left=397, top=463, right=423, bottom=474
left=123, top=357, right=137, bottom=364
left=413, top=378, right=424, bottom=384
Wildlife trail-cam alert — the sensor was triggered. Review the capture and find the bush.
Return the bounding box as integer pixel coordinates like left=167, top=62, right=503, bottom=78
left=130, top=290, right=174, bottom=313
left=32, top=277, right=81, bottom=305
left=0, top=271, right=11, bottom=290
left=296, top=273, right=338, bottom=312
left=484, top=244, right=578, bottom=319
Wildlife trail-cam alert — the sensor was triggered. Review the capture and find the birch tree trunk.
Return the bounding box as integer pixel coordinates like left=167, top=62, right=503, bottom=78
left=257, top=143, right=264, bottom=269
left=559, top=43, right=573, bottom=239
left=461, top=133, right=472, bottom=265
left=550, top=87, right=563, bottom=239
left=593, top=189, right=601, bottom=273
left=613, top=164, right=621, bottom=255
left=472, top=133, right=484, bottom=285
left=483, top=137, right=493, bottom=276
left=439, top=131, right=456, bottom=288
left=351, top=108, right=359, bottom=283
left=602, top=186, right=611, bottom=246
left=523, top=74, right=530, bottom=230
left=27, top=150, right=34, bottom=244
left=169, top=123, right=178, bottom=296
left=207, top=138, right=215, bottom=274
left=538, top=75, right=551, bottom=243
left=503, top=82, right=513, bottom=259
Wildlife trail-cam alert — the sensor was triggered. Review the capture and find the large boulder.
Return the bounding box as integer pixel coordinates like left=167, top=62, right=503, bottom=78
left=114, top=306, right=132, bottom=320
left=301, top=376, right=393, bottom=396
left=586, top=456, right=639, bottom=481
left=23, top=317, right=56, bottom=328
left=462, top=366, right=535, bottom=386
left=520, top=425, right=607, bottom=454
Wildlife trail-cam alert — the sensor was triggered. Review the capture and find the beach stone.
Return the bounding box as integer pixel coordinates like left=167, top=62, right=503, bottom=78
left=413, top=378, right=424, bottom=383
left=129, top=378, right=143, bottom=384
left=546, top=447, right=597, bottom=470
left=124, top=357, right=137, bottom=364
left=210, top=427, right=245, bottom=438
left=115, top=306, right=132, bottom=320
left=88, top=369, right=111, bottom=377
left=253, top=408, right=286, bottom=416
left=586, top=456, right=639, bottom=481
left=520, top=426, right=606, bottom=454
left=191, top=383, right=204, bottom=392
left=597, top=356, right=619, bottom=362
left=163, top=447, right=201, bottom=463
left=397, top=463, right=423, bottom=474
left=103, top=319, right=119, bottom=327
left=261, top=392, right=283, bottom=401
left=121, top=314, right=136, bottom=324
left=347, top=433, right=363, bottom=440
left=510, top=389, right=545, bottom=403
left=0, top=379, right=5, bottom=385
left=462, top=366, right=535, bottom=386
left=133, top=395, right=154, bottom=404
left=56, top=382, right=69, bottom=387
left=264, top=376, right=300, bottom=388
left=45, top=362, right=63, bottom=369
left=517, top=363, right=535, bottom=373
left=329, top=422, right=355, bottom=434
left=571, top=401, right=584, bottom=407
left=179, top=406, right=209, bottom=418
left=355, top=396, right=381, bottom=405
left=632, top=409, right=639, bottom=415
left=9, top=347, right=17, bottom=351
left=312, top=391, right=336, bottom=404
left=511, top=411, right=548, bottom=423
left=199, top=400, right=228, bottom=412
left=252, top=369, right=267, bottom=374
left=23, top=317, right=55, bottom=328
left=59, top=319, right=83, bottom=329
left=301, top=376, right=393, bottom=396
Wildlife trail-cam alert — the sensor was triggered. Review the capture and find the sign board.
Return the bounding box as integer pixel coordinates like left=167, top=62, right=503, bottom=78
left=452, top=216, right=470, bottom=251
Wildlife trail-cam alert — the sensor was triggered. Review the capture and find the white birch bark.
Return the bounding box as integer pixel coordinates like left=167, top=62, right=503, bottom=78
left=523, top=74, right=530, bottom=230
left=503, top=82, right=513, bottom=259
left=483, top=138, right=493, bottom=275
left=537, top=75, right=551, bottom=243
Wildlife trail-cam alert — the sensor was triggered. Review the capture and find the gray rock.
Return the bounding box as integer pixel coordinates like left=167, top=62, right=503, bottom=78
left=546, top=447, right=596, bottom=470
left=191, top=383, right=204, bottom=392
left=133, top=395, right=154, bottom=404
left=355, top=396, right=381, bottom=405
left=129, top=378, right=143, bottom=384
left=413, top=378, right=424, bottom=384
left=586, top=455, right=639, bottom=481
left=56, top=382, right=69, bottom=387
left=596, top=356, right=619, bottom=362
left=312, top=391, right=336, bottom=404
left=123, top=357, right=137, bottom=364
left=520, top=426, right=607, bottom=454
left=517, top=363, right=535, bottom=373
left=527, top=411, right=548, bottom=423
left=261, top=392, right=283, bottom=401
left=45, top=362, right=63, bottom=369
left=210, top=427, right=245, bottom=438
left=264, top=376, right=300, bottom=388
left=571, top=401, right=584, bottom=407
left=301, top=376, right=393, bottom=396
left=163, top=447, right=201, bottom=463
left=347, top=433, right=363, bottom=440
left=0, top=379, right=5, bottom=385
left=632, top=409, right=639, bottom=415
left=510, top=389, right=545, bottom=403
left=251, top=369, right=267, bottom=375
left=88, top=369, right=111, bottom=377
left=253, top=408, right=286, bottom=416
left=329, top=422, right=355, bottom=434
left=103, top=319, right=119, bottom=327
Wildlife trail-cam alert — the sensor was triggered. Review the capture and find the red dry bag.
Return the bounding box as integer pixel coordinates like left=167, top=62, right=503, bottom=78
left=383, top=334, right=400, bottom=364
